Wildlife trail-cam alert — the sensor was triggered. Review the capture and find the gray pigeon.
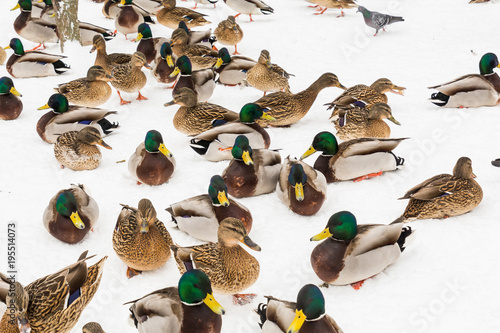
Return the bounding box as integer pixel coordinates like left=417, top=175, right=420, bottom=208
left=357, top=6, right=404, bottom=36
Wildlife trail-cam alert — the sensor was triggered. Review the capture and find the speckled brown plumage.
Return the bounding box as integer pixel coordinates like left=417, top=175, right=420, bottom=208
left=171, top=217, right=260, bottom=295
left=334, top=102, right=400, bottom=140
left=54, top=66, right=113, bottom=108
left=253, top=73, right=346, bottom=127
left=91, top=35, right=132, bottom=75
left=246, top=50, right=292, bottom=95
left=0, top=251, right=106, bottom=333
left=111, top=52, right=148, bottom=94
left=82, top=322, right=106, bottom=333
left=326, top=78, right=405, bottom=119
left=54, top=127, right=111, bottom=171
left=397, top=157, right=483, bottom=221
left=113, top=199, right=173, bottom=273
left=157, top=0, right=211, bottom=29
left=169, top=87, right=239, bottom=135
left=214, top=16, right=243, bottom=54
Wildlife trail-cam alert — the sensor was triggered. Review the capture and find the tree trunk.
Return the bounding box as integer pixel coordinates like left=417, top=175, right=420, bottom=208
left=52, top=0, right=82, bottom=52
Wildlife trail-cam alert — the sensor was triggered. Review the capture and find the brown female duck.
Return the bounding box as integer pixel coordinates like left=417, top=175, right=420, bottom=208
left=171, top=217, right=260, bottom=302
left=111, top=51, right=151, bottom=105
left=334, top=102, right=401, bottom=140
left=0, top=251, right=106, bottom=333
left=246, top=49, right=293, bottom=95
left=393, top=157, right=483, bottom=222
left=113, top=198, right=173, bottom=278
left=54, top=127, right=112, bottom=171
left=90, top=35, right=132, bottom=75
left=214, top=15, right=243, bottom=55
left=253, top=72, right=346, bottom=127
left=165, top=87, right=239, bottom=135
left=157, top=0, right=211, bottom=29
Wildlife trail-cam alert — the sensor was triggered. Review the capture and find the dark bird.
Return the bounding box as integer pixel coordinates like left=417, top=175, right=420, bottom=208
left=357, top=6, right=404, bottom=36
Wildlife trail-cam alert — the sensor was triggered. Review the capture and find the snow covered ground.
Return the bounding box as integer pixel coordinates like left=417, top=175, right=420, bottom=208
left=1, top=0, right=500, bottom=332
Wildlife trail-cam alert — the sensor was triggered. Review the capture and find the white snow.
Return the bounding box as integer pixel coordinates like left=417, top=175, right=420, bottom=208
left=1, top=0, right=500, bottom=332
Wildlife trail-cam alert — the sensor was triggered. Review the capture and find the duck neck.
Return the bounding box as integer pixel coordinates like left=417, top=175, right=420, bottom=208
left=294, top=78, right=329, bottom=109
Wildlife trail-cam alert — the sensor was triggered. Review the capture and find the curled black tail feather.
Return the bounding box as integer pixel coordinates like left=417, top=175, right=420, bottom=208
left=53, top=60, right=70, bottom=74
left=397, top=226, right=412, bottom=252
left=256, top=303, right=267, bottom=328
left=430, top=92, right=449, bottom=107
left=97, top=118, right=119, bottom=134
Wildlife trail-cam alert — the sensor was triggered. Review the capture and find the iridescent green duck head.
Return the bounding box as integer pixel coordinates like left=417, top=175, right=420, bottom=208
left=56, top=190, right=85, bottom=229
left=135, top=23, right=153, bottom=41
left=231, top=135, right=253, bottom=165
left=38, top=94, right=69, bottom=113
left=11, top=0, right=32, bottom=12
left=6, top=38, right=25, bottom=56
left=214, top=48, right=231, bottom=69
left=159, top=42, right=174, bottom=67
left=479, top=53, right=500, bottom=75
left=170, top=55, right=192, bottom=77
left=178, top=21, right=189, bottom=34
left=178, top=269, right=225, bottom=315
left=144, top=130, right=173, bottom=157
left=0, top=77, right=22, bottom=96
left=310, top=211, right=357, bottom=242
left=287, top=284, right=326, bottom=333
left=300, top=131, right=339, bottom=159
left=288, top=164, right=307, bottom=202
left=208, top=175, right=230, bottom=207
left=239, top=103, right=275, bottom=124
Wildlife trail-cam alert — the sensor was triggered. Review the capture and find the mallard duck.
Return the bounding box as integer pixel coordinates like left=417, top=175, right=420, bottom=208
left=111, top=51, right=151, bottom=105
left=0, top=47, right=6, bottom=65
left=31, top=0, right=55, bottom=22
left=152, top=42, right=178, bottom=85
left=189, top=103, right=275, bottom=161
left=326, top=78, right=405, bottom=119
left=246, top=49, right=293, bottom=95
left=334, top=102, right=401, bottom=140
left=115, top=0, right=150, bottom=39
left=253, top=72, right=346, bottom=127
left=82, top=322, right=106, bottom=333
left=54, top=127, right=112, bottom=170
left=167, top=175, right=252, bottom=242
left=37, top=93, right=118, bottom=144
left=276, top=156, right=327, bottom=216
left=256, top=284, right=343, bottom=332
left=394, top=157, right=483, bottom=222
left=300, top=131, right=406, bottom=183
left=213, top=47, right=256, bottom=86
left=0, top=251, right=106, bottom=333
left=170, top=28, right=218, bottom=70
left=310, top=211, right=413, bottom=289
left=11, top=0, right=58, bottom=50
left=0, top=77, right=23, bottom=120
left=103, top=0, right=156, bottom=20
left=165, top=87, right=239, bottom=135
left=126, top=269, right=224, bottom=332
left=135, top=23, right=169, bottom=64
left=429, top=53, right=500, bottom=108
left=13, top=0, right=115, bottom=48
left=177, top=21, right=216, bottom=48
left=170, top=55, right=216, bottom=102
left=309, top=0, right=357, bottom=16
left=171, top=217, right=261, bottom=299
left=157, top=0, right=211, bottom=29
left=214, top=16, right=243, bottom=55
left=192, top=0, right=218, bottom=9
left=54, top=66, right=114, bottom=107
left=113, top=198, right=173, bottom=278
left=90, top=34, right=132, bottom=75
left=5, top=38, right=70, bottom=78
left=223, top=0, right=273, bottom=22
left=128, top=130, right=176, bottom=185
left=222, top=135, right=281, bottom=197
left=43, top=184, right=99, bottom=244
